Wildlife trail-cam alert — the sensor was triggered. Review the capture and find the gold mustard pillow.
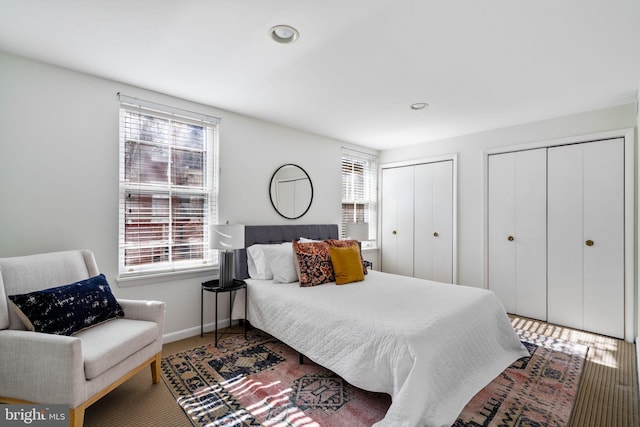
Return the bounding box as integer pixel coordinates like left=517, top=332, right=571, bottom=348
left=325, top=239, right=368, bottom=275
left=329, top=245, right=365, bottom=285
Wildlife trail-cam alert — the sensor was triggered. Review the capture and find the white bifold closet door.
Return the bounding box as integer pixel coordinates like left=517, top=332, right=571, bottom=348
left=381, top=160, right=454, bottom=282
left=547, top=138, right=624, bottom=339
left=488, top=149, right=547, bottom=320
left=381, top=166, right=415, bottom=276
left=414, top=161, right=453, bottom=283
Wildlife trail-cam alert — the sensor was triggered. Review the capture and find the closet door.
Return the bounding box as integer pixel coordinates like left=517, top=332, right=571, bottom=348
left=414, top=161, right=453, bottom=283
left=381, top=166, right=414, bottom=276
left=488, top=149, right=547, bottom=319
left=547, top=139, right=624, bottom=338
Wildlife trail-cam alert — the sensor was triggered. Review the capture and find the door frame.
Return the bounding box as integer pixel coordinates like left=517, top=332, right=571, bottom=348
left=482, top=128, right=635, bottom=342
left=379, top=154, right=458, bottom=284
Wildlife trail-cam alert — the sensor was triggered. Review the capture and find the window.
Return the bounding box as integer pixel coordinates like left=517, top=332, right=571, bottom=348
left=118, top=95, right=219, bottom=278
left=341, top=148, right=377, bottom=246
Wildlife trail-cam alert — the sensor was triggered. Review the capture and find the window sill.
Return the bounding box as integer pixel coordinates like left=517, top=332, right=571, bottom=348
left=117, top=267, right=218, bottom=287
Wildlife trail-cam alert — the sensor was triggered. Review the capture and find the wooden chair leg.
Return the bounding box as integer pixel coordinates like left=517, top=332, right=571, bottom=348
left=69, top=406, right=84, bottom=427
left=151, top=352, right=162, bottom=384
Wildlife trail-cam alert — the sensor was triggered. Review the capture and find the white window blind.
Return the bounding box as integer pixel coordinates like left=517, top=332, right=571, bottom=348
left=118, top=96, right=219, bottom=278
left=341, top=148, right=377, bottom=246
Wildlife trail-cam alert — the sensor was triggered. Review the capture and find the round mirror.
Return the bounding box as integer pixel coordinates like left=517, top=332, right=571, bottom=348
left=269, top=164, right=313, bottom=219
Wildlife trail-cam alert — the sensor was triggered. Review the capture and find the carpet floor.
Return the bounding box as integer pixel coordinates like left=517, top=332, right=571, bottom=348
left=83, top=317, right=638, bottom=427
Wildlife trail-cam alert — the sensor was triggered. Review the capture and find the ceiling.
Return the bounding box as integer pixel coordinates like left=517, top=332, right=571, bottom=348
left=0, top=0, right=638, bottom=150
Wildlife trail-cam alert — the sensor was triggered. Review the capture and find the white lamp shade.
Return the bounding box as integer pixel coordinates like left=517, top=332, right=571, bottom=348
left=346, top=222, right=369, bottom=241
left=211, top=224, right=245, bottom=250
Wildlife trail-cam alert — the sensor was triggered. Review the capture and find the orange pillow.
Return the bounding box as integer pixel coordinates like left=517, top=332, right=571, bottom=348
left=329, top=245, right=365, bottom=285
left=325, top=239, right=368, bottom=275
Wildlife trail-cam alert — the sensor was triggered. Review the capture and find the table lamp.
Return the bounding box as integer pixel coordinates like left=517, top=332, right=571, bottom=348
left=211, top=224, right=245, bottom=288
left=346, top=222, right=369, bottom=242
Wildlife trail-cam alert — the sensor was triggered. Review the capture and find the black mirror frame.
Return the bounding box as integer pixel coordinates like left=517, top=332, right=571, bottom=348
left=269, top=164, right=314, bottom=220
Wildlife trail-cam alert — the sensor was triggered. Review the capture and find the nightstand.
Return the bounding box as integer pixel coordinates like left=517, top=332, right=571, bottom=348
left=201, top=279, right=247, bottom=347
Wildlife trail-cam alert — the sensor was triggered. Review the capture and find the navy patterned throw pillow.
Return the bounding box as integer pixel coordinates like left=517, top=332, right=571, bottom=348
left=8, top=274, right=124, bottom=336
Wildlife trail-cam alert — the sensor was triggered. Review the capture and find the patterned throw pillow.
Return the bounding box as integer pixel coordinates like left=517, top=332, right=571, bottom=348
left=8, top=274, right=124, bottom=336
left=292, top=240, right=335, bottom=287
left=325, top=239, right=368, bottom=275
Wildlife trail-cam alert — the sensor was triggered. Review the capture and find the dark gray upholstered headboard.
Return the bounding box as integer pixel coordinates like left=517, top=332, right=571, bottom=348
left=233, top=224, right=339, bottom=280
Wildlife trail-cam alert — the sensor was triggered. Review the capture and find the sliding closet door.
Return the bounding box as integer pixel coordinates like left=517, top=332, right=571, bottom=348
left=381, top=166, right=414, bottom=276
left=414, top=161, right=453, bottom=283
left=548, top=139, right=624, bottom=338
left=488, top=149, right=546, bottom=319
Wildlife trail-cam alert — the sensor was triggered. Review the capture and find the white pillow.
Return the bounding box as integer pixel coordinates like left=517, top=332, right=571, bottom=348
left=269, top=252, right=299, bottom=283
left=298, top=237, right=319, bottom=242
left=247, top=244, right=274, bottom=279
left=247, top=242, right=292, bottom=280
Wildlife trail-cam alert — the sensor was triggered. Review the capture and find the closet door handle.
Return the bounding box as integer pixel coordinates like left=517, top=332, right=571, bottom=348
left=586, top=239, right=594, bottom=247
left=433, top=232, right=439, bottom=237
left=507, top=235, right=515, bottom=241
left=392, top=230, right=397, bottom=235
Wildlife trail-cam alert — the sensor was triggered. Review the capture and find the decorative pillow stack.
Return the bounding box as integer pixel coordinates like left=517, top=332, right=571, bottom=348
left=247, top=239, right=369, bottom=286
left=8, top=274, right=124, bottom=336
left=292, top=239, right=367, bottom=286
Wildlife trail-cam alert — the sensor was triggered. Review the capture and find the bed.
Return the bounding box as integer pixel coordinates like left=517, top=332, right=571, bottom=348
left=231, top=224, right=528, bottom=427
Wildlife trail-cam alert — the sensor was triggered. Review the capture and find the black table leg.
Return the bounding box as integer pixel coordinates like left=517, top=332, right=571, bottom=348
left=244, top=287, right=247, bottom=339
left=229, top=289, right=233, bottom=342
left=214, top=291, right=219, bottom=346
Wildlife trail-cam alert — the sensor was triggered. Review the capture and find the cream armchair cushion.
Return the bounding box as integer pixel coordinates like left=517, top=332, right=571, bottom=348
left=0, top=250, right=165, bottom=427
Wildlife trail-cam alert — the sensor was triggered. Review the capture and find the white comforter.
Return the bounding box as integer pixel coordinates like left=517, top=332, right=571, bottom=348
left=238, top=271, right=528, bottom=427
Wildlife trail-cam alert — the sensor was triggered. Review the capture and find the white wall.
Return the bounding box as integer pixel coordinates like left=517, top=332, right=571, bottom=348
left=1, top=50, right=636, bottom=342
left=380, top=103, right=638, bottom=289
left=0, top=52, right=352, bottom=340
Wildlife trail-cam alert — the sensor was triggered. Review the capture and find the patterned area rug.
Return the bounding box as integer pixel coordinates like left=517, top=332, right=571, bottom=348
left=162, top=328, right=587, bottom=426
left=454, top=329, right=588, bottom=427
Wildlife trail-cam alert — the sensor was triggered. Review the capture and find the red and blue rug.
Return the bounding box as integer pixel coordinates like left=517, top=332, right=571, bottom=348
left=162, top=328, right=587, bottom=426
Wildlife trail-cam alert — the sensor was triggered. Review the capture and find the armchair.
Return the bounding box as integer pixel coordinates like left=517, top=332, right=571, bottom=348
left=0, top=250, right=165, bottom=427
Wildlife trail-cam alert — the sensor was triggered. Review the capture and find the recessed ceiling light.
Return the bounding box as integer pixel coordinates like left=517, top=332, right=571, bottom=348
left=270, top=25, right=299, bottom=44
left=410, top=103, right=429, bottom=110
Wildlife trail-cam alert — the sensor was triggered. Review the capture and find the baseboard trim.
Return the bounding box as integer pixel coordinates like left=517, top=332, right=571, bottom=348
left=162, top=318, right=232, bottom=344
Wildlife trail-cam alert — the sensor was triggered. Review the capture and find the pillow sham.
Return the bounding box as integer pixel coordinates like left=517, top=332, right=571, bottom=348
left=247, top=242, right=292, bottom=280
left=325, top=239, right=368, bottom=275
left=8, top=274, right=124, bottom=336
left=269, top=252, right=299, bottom=283
left=247, top=244, right=274, bottom=279
left=292, top=240, right=334, bottom=287
left=329, top=245, right=365, bottom=285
